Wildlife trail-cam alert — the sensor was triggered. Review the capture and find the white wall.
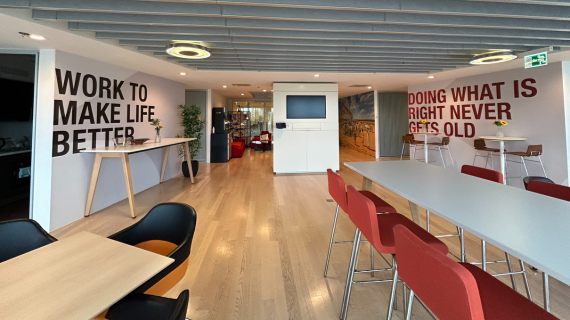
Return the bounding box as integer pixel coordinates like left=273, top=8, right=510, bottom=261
left=408, top=62, right=568, bottom=186
left=273, top=83, right=339, bottom=173
left=37, top=50, right=185, bottom=231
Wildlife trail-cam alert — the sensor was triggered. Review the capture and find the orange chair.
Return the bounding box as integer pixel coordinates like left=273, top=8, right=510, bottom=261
left=340, top=186, right=448, bottom=320
left=324, top=169, right=397, bottom=278
left=394, top=225, right=558, bottom=320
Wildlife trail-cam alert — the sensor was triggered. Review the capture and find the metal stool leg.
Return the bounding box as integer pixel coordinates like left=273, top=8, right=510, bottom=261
left=520, top=259, right=532, bottom=300
left=340, top=229, right=360, bottom=319
left=482, top=240, right=487, bottom=271
left=370, top=244, right=374, bottom=278
left=447, top=145, right=454, bottom=167
left=521, top=156, right=529, bottom=177
left=403, top=282, right=408, bottom=316
left=538, top=155, right=547, bottom=177
left=400, top=143, right=406, bottom=161
left=406, top=289, right=415, bottom=320
left=505, top=253, right=518, bottom=291
left=386, top=258, right=398, bottom=320
left=473, top=151, right=479, bottom=166
left=438, top=147, right=446, bottom=168
left=324, top=204, right=340, bottom=277
left=490, top=152, right=494, bottom=170
left=459, top=227, right=466, bottom=263
left=485, top=152, right=490, bottom=168
left=426, top=211, right=430, bottom=233
left=340, top=230, right=362, bottom=320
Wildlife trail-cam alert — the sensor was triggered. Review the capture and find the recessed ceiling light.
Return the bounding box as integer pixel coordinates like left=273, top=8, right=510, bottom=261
left=367, top=86, right=372, bottom=89
left=263, top=89, right=267, bottom=92
left=428, top=75, right=435, bottom=79
left=180, top=72, right=187, bottom=76
left=166, top=42, right=211, bottom=59
left=30, top=34, right=46, bottom=41
left=222, top=85, right=227, bottom=88
left=470, top=51, right=517, bottom=65
left=19, top=32, right=46, bottom=41
left=241, top=93, right=245, bottom=96
left=314, top=74, right=320, bottom=77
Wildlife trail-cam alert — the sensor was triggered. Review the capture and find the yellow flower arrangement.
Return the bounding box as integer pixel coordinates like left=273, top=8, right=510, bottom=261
left=419, top=119, right=429, bottom=124
left=492, top=120, right=508, bottom=126
left=151, top=119, right=164, bottom=134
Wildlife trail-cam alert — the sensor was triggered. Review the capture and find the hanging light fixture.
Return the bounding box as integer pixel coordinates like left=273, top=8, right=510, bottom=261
left=470, top=51, right=517, bottom=65
left=166, top=43, right=211, bottom=59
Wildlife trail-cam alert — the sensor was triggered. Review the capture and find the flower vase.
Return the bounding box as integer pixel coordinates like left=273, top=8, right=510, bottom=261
left=496, top=126, right=504, bottom=138
left=422, top=123, right=427, bottom=133
left=155, top=131, right=161, bottom=143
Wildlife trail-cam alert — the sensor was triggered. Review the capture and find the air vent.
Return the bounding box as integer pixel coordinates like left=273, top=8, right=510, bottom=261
left=251, top=91, right=273, bottom=100
left=349, top=84, right=372, bottom=88
left=232, top=84, right=251, bottom=87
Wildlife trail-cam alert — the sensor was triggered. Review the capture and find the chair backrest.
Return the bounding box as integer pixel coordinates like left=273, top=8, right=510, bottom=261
left=473, top=139, right=486, bottom=150
left=109, top=203, right=198, bottom=293
left=0, top=219, right=56, bottom=263
left=523, top=176, right=554, bottom=189
left=261, top=131, right=272, bottom=139
left=527, top=181, right=570, bottom=202
left=461, top=165, right=503, bottom=184
left=394, top=225, right=485, bottom=320
left=346, top=185, right=382, bottom=251
left=441, top=137, right=450, bottom=145
left=171, top=289, right=190, bottom=320
left=402, top=134, right=414, bottom=143
left=527, top=144, right=543, bottom=156
left=327, top=169, right=348, bottom=212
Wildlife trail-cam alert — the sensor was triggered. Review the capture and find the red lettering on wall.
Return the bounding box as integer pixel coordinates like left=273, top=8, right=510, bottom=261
left=498, top=103, right=512, bottom=120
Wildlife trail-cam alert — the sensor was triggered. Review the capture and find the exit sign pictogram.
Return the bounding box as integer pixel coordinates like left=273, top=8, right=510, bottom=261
left=524, top=52, right=548, bottom=69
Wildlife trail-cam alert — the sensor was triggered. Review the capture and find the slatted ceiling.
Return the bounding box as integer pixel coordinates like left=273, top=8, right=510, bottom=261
left=3, top=0, right=569, bottom=73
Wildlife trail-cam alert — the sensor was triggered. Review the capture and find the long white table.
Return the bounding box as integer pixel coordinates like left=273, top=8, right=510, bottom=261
left=345, top=160, right=570, bottom=311
left=81, top=138, right=196, bottom=218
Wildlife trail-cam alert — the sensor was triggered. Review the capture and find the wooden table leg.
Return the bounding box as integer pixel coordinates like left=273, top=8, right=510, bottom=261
left=184, top=141, right=195, bottom=184
left=160, top=146, right=170, bottom=183
left=361, top=176, right=372, bottom=191
left=120, top=153, right=136, bottom=218
left=84, top=153, right=103, bottom=217
left=408, top=201, right=422, bottom=226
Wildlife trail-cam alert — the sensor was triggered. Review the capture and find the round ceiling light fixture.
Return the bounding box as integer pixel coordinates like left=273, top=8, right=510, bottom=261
left=166, top=43, right=211, bottom=59
left=470, top=51, right=517, bottom=65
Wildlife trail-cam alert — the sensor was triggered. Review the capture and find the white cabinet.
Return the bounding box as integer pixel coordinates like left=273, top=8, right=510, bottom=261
left=273, top=130, right=307, bottom=173
left=307, top=131, right=339, bottom=172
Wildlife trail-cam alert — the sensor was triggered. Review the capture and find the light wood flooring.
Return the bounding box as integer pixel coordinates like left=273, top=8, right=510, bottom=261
left=52, top=147, right=570, bottom=319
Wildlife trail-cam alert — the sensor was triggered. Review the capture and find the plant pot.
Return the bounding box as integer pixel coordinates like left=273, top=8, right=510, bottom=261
left=182, top=160, right=199, bottom=177
left=496, top=126, right=504, bottom=138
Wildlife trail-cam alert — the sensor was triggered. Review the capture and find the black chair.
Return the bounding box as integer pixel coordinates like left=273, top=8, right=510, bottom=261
left=109, top=203, right=197, bottom=295
left=0, top=219, right=56, bottom=263
left=523, top=176, right=555, bottom=189
left=106, top=290, right=189, bottom=320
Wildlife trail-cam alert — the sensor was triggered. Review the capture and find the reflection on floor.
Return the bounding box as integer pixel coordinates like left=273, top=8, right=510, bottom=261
left=52, top=147, right=570, bottom=319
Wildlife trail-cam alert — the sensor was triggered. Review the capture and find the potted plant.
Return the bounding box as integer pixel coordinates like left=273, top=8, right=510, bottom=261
left=178, top=104, right=206, bottom=177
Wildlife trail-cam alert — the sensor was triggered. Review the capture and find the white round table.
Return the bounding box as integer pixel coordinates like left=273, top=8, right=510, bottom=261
left=479, top=136, right=527, bottom=185
left=411, top=132, right=439, bottom=163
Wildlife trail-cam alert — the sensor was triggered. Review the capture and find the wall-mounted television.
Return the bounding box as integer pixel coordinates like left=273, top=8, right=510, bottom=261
left=286, top=95, right=326, bottom=119
left=0, top=78, right=34, bottom=121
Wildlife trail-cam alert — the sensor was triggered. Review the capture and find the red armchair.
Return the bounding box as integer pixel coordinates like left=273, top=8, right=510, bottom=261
left=232, top=138, right=245, bottom=158
left=250, top=136, right=260, bottom=149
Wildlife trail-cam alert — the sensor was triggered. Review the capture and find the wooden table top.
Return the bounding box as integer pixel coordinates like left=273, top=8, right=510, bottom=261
left=0, top=231, right=173, bottom=320
left=80, top=138, right=196, bottom=153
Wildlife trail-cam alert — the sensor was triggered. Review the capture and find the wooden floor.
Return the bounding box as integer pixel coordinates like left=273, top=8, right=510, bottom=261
left=52, top=147, right=570, bottom=320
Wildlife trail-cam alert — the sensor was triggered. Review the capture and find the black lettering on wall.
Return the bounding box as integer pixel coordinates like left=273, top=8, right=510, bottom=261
left=83, top=74, right=97, bottom=97
left=52, top=131, right=70, bottom=157
left=96, top=103, right=110, bottom=124
left=101, top=128, right=113, bottom=147
left=125, top=127, right=135, bottom=139
left=78, top=102, right=94, bottom=125
left=55, top=69, right=81, bottom=95
left=127, top=104, right=135, bottom=123
left=139, top=85, right=147, bottom=102
left=148, top=105, right=155, bottom=121
left=130, top=82, right=139, bottom=100
left=114, top=80, right=124, bottom=100
left=73, top=130, right=87, bottom=154
left=87, top=128, right=101, bottom=148
left=99, top=77, right=111, bottom=99
left=54, top=100, right=77, bottom=125
left=111, top=103, right=120, bottom=123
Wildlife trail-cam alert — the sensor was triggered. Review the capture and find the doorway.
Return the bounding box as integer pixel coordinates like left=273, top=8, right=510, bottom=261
left=0, top=53, right=37, bottom=222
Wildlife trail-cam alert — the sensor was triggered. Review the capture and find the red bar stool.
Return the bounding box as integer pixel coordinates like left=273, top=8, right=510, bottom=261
left=324, top=169, right=397, bottom=278
left=526, top=180, right=570, bottom=311
left=461, top=165, right=532, bottom=300
left=393, top=225, right=558, bottom=320
left=340, top=186, right=448, bottom=320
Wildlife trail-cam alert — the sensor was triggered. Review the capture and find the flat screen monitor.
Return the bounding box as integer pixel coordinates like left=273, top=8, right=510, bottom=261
left=286, top=95, right=326, bottom=119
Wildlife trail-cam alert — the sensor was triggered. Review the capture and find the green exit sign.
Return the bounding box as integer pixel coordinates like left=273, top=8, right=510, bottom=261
left=525, top=52, right=548, bottom=68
